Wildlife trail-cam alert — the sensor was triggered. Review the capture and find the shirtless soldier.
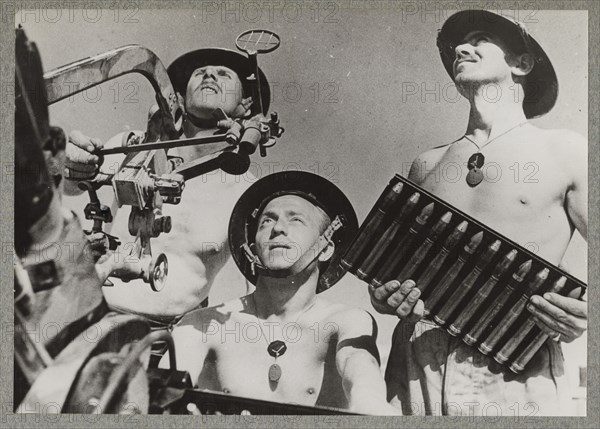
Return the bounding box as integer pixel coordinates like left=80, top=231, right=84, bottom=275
left=166, top=171, right=398, bottom=415
left=64, top=48, right=270, bottom=323
left=369, top=10, right=588, bottom=416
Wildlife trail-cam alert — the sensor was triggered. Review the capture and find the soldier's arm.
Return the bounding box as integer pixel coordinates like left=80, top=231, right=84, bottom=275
left=101, top=245, right=216, bottom=317
left=102, top=175, right=251, bottom=317
left=334, top=308, right=399, bottom=415
left=160, top=308, right=214, bottom=385
left=563, top=131, right=588, bottom=240
left=527, top=131, right=588, bottom=343
left=63, top=131, right=129, bottom=195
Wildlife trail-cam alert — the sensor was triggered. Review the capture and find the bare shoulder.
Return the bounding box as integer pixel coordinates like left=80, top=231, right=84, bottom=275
left=177, top=296, right=247, bottom=331
left=188, top=168, right=254, bottom=206
left=537, top=127, right=586, bottom=147
left=172, top=170, right=253, bottom=246
left=318, top=299, right=376, bottom=335
left=223, top=170, right=255, bottom=195
left=408, top=146, right=450, bottom=184
left=541, top=128, right=587, bottom=176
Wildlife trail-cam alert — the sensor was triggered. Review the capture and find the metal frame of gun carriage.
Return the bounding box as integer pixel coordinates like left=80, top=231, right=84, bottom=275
left=45, top=30, right=284, bottom=292
left=14, top=27, right=354, bottom=416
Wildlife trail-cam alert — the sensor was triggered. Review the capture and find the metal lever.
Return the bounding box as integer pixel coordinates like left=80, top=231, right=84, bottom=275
left=98, top=133, right=232, bottom=156
left=78, top=181, right=120, bottom=252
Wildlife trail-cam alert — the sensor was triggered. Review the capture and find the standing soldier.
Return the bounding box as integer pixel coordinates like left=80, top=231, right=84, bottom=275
left=370, top=10, right=588, bottom=416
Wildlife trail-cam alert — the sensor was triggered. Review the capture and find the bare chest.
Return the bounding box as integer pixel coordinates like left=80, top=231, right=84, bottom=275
left=109, top=172, right=239, bottom=256
left=421, top=141, right=568, bottom=213
left=202, top=324, right=336, bottom=405
left=417, top=141, right=571, bottom=255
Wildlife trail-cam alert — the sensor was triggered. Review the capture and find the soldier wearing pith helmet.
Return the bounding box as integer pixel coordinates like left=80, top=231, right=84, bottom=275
left=372, top=10, right=587, bottom=416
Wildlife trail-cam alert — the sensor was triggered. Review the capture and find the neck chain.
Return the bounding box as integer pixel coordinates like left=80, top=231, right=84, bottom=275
left=463, top=121, right=528, bottom=187
left=251, top=293, right=317, bottom=384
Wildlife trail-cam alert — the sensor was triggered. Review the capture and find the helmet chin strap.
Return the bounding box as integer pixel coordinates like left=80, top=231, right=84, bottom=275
left=242, top=216, right=343, bottom=279
left=184, top=98, right=253, bottom=129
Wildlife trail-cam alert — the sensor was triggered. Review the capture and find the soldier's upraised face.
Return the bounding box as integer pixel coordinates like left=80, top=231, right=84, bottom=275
left=254, top=195, right=329, bottom=272
left=185, top=65, right=244, bottom=119
left=452, top=31, right=521, bottom=88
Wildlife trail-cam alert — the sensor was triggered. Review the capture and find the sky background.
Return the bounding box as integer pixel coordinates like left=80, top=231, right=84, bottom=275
left=16, top=3, right=588, bottom=406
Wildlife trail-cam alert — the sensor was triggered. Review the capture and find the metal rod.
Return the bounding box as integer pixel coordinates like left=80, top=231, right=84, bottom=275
left=92, top=329, right=176, bottom=413
left=98, top=134, right=230, bottom=155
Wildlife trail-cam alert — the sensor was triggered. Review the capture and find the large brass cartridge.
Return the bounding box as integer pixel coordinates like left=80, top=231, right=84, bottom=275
left=341, top=182, right=403, bottom=271
left=423, top=231, right=483, bottom=316
left=433, top=240, right=501, bottom=325
left=393, top=211, right=452, bottom=283
left=495, top=276, right=566, bottom=365
left=479, top=268, right=549, bottom=354
left=356, top=192, right=420, bottom=281
left=369, top=203, right=434, bottom=287
left=447, top=249, right=517, bottom=336
left=509, top=276, right=570, bottom=372
left=464, top=260, right=532, bottom=346
left=417, top=221, right=468, bottom=296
